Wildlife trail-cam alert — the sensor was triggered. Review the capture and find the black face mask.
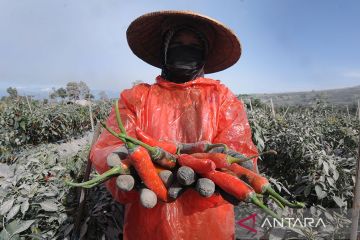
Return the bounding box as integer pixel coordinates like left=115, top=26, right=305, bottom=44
left=162, top=45, right=205, bottom=83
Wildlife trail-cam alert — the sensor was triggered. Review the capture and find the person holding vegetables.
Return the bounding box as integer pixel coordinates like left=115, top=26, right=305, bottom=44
left=91, top=10, right=260, bottom=240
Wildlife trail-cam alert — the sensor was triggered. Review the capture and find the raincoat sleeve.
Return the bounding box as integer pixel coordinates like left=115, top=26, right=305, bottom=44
left=90, top=84, right=150, bottom=204
left=213, top=86, right=259, bottom=172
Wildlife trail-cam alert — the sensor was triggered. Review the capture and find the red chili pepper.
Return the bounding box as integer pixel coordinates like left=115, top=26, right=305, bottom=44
left=202, top=170, right=254, bottom=202
left=218, top=168, right=238, bottom=177
left=178, top=141, right=229, bottom=154
left=228, top=163, right=269, bottom=193
left=177, top=154, right=216, bottom=174
left=191, top=153, right=239, bottom=168
left=128, top=146, right=168, bottom=202
left=202, top=170, right=281, bottom=219
left=178, top=141, right=211, bottom=154
left=135, top=127, right=177, bottom=154
left=228, top=163, right=304, bottom=208
left=151, top=148, right=177, bottom=169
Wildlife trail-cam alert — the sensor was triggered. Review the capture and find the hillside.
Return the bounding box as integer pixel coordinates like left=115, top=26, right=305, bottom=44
left=248, top=85, right=360, bottom=107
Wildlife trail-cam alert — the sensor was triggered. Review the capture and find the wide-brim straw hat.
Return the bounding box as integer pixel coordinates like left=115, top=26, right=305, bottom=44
left=126, top=10, right=241, bottom=74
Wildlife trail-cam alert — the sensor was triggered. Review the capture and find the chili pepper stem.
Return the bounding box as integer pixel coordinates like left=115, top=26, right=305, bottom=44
left=101, top=122, right=176, bottom=168
left=269, top=195, right=285, bottom=209
left=248, top=150, right=277, bottom=159
left=206, top=143, right=228, bottom=152
left=100, top=121, right=125, bottom=141
left=101, top=122, right=156, bottom=152
left=119, top=133, right=157, bottom=152
left=151, top=147, right=165, bottom=159
left=249, top=194, right=282, bottom=220
left=232, top=150, right=278, bottom=164
left=115, top=100, right=126, bottom=134
left=266, top=186, right=305, bottom=208
left=251, top=195, right=307, bottom=234
left=256, top=193, right=264, bottom=203
left=114, top=100, right=136, bottom=149
left=123, top=135, right=147, bottom=148
left=66, top=166, right=126, bottom=188
left=228, top=155, right=242, bottom=164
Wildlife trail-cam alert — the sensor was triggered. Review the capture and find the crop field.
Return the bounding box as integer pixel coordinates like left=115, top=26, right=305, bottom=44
left=0, top=98, right=359, bottom=239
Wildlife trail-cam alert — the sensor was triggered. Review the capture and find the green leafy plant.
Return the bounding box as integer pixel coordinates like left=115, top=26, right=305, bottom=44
left=0, top=100, right=112, bottom=162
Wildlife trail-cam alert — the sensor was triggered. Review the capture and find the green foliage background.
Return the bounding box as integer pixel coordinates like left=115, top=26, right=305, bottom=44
left=0, top=100, right=112, bottom=162
left=0, top=98, right=359, bottom=239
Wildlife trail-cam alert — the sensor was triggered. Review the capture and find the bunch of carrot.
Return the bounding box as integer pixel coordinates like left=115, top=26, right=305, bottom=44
left=66, top=100, right=304, bottom=218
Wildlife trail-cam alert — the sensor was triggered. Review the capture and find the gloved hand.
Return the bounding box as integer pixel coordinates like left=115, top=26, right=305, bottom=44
left=106, top=147, right=135, bottom=192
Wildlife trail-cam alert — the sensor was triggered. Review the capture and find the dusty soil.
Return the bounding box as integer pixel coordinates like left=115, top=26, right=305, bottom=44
left=55, top=132, right=93, bottom=158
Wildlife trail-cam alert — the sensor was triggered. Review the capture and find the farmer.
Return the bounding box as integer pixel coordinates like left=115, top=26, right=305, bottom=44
left=90, top=10, right=259, bottom=240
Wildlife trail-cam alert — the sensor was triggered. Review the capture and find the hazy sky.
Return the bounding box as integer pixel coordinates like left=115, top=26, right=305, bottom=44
left=0, top=0, right=359, bottom=94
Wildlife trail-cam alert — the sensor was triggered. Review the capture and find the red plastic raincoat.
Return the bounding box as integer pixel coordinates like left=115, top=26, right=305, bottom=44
left=90, top=76, right=258, bottom=240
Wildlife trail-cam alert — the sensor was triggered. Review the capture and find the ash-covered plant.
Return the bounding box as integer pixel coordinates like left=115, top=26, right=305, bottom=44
left=246, top=101, right=358, bottom=210
left=0, top=100, right=112, bottom=162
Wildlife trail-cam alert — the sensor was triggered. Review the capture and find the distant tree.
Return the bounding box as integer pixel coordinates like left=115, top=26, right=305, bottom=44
left=85, top=93, right=94, bottom=100
left=49, top=92, right=57, bottom=100
left=66, top=82, right=80, bottom=100
left=99, top=91, right=109, bottom=101
left=49, top=87, right=57, bottom=100
left=56, top=87, right=67, bottom=99
left=6, top=87, right=18, bottom=99
left=79, top=81, right=90, bottom=100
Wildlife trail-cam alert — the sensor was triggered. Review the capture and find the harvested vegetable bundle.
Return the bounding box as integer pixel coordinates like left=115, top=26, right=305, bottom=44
left=67, top=98, right=303, bottom=217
